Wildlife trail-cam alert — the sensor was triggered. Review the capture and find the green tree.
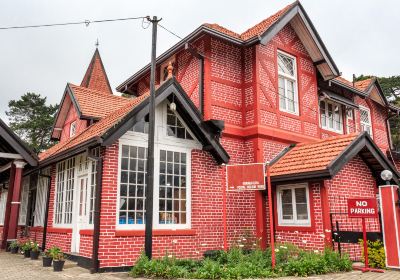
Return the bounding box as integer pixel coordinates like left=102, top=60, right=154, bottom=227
left=6, top=93, right=58, bottom=153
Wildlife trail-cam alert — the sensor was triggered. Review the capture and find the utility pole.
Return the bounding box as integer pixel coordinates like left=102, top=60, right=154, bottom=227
left=145, top=15, right=161, bottom=260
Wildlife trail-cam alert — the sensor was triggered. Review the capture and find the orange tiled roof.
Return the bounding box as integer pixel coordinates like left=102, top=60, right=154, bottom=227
left=334, top=76, right=374, bottom=92
left=81, top=49, right=113, bottom=95
left=70, top=84, right=130, bottom=119
left=270, top=133, right=358, bottom=177
left=40, top=93, right=149, bottom=161
left=203, top=2, right=296, bottom=41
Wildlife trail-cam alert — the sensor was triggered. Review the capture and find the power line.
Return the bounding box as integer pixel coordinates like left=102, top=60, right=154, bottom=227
left=0, top=16, right=148, bottom=30
left=158, top=23, right=183, bottom=40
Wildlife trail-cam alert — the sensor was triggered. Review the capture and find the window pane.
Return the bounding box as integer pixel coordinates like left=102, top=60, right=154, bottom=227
left=118, top=145, right=147, bottom=225
left=320, top=101, right=326, bottom=127
left=166, top=107, right=193, bottom=140
left=278, top=77, right=286, bottom=110
left=159, top=150, right=187, bottom=225
left=278, top=53, right=295, bottom=76
left=295, top=188, right=308, bottom=221
left=281, top=189, right=293, bottom=220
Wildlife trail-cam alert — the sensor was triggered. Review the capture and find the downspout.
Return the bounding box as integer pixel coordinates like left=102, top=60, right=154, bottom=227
left=89, top=152, right=103, bottom=273
left=39, top=171, right=52, bottom=251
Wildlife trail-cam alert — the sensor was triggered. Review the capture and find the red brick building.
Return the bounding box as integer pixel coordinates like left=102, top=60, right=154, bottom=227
left=1, top=1, right=399, bottom=272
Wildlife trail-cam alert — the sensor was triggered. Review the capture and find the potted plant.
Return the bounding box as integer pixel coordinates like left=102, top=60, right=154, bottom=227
left=30, top=241, right=40, bottom=260
left=42, top=250, right=53, bottom=267
left=21, top=241, right=32, bottom=258
left=52, top=251, right=65, bottom=272
left=9, top=240, right=19, bottom=254
left=43, top=246, right=60, bottom=267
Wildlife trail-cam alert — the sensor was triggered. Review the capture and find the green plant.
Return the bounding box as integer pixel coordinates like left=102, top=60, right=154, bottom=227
left=9, top=240, right=18, bottom=249
left=359, top=239, right=386, bottom=269
left=21, top=241, right=32, bottom=252
left=47, top=246, right=61, bottom=259
left=30, top=241, right=39, bottom=252
left=53, top=252, right=65, bottom=261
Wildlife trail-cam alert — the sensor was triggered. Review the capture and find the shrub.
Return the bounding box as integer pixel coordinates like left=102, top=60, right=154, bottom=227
left=130, top=245, right=352, bottom=279
left=359, top=239, right=385, bottom=269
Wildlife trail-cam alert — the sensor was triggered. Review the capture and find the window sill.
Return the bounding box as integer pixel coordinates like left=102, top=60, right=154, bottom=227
left=321, top=128, right=343, bottom=135
left=275, top=224, right=314, bottom=232
left=115, top=229, right=196, bottom=237
left=279, top=110, right=300, bottom=120
left=47, top=227, right=73, bottom=234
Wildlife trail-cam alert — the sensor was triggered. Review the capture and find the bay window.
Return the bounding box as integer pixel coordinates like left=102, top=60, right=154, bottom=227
left=117, top=101, right=196, bottom=229
left=320, top=100, right=343, bottom=133
left=360, top=106, right=373, bottom=137
left=278, top=51, right=298, bottom=115
left=277, top=183, right=311, bottom=227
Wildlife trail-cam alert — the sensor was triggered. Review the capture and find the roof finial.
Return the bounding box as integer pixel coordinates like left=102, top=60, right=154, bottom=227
left=167, top=61, right=174, bottom=79
left=95, top=38, right=99, bottom=48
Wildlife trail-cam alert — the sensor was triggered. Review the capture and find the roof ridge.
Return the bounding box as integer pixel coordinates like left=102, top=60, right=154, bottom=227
left=296, top=133, right=359, bottom=147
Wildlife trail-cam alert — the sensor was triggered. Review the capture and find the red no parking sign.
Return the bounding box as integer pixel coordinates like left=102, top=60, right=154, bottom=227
left=347, top=198, right=378, bottom=218
left=347, top=198, right=383, bottom=273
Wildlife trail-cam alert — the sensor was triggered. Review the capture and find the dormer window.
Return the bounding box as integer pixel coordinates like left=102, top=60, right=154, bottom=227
left=70, top=121, right=77, bottom=137
left=319, top=100, right=343, bottom=133
left=278, top=51, right=298, bottom=115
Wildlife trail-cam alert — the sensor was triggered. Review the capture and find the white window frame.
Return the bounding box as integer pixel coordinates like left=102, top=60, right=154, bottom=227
left=277, top=50, right=299, bottom=115
left=277, top=183, right=311, bottom=227
left=319, top=99, right=343, bottom=134
left=70, top=121, right=77, bottom=137
left=116, top=100, right=200, bottom=230
left=359, top=105, right=373, bottom=138
left=34, top=168, right=50, bottom=227
left=53, top=157, right=76, bottom=228
left=18, top=177, right=30, bottom=225
left=0, top=188, right=8, bottom=225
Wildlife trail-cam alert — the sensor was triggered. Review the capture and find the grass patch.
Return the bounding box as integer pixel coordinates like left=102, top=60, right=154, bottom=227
left=130, top=244, right=352, bottom=279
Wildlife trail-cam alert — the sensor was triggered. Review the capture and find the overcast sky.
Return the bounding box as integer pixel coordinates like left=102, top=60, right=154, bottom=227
left=1, top=0, right=399, bottom=121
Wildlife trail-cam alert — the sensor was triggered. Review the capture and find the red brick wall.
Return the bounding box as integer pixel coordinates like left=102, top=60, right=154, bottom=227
left=256, top=24, right=319, bottom=139
left=325, top=155, right=380, bottom=260
left=95, top=136, right=259, bottom=268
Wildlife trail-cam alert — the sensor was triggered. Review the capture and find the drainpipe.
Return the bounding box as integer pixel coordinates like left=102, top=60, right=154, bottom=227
left=89, top=151, right=103, bottom=273
left=39, top=171, right=52, bottom=251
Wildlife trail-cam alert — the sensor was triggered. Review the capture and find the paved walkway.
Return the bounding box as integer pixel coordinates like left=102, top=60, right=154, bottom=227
left=1, top=251, right=400, bottom=279
left=0, top=251, right=128, bottom=279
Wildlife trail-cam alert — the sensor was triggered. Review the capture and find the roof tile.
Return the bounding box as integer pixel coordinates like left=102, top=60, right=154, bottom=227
left=203, top=2, right=296, bottom=41
left=270, top=133, right=358, bottom=177
left=40, top=93, right=149, bottom=161
left=70, top=84, right=130, bottom=119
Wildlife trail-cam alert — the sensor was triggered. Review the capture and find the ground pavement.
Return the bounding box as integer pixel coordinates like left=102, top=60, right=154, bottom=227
left=1, top=251, right=400, bottom=279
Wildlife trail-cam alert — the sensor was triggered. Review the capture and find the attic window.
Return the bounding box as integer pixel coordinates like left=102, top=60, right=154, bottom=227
left=166, top=107, right=193, bottom=140
left=160, top=57, right=176, bottom=82
left=70, top=121, right=77, bottom=137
